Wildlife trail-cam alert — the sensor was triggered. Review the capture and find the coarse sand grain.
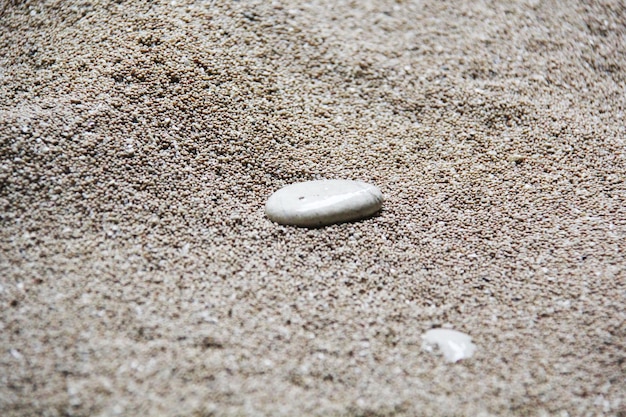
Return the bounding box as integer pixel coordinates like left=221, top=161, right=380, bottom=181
left=1, top=0, right=625, bottom=416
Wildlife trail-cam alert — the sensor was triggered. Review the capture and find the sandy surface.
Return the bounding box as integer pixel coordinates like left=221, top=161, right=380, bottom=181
left=1, top=0, right=625, bottom=415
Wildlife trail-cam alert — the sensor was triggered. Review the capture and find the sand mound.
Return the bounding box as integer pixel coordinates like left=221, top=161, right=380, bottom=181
left=1, top=1, right=624, bottom=415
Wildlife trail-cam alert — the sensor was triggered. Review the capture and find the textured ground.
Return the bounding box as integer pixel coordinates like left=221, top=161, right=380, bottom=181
left=1, top=0, right=625, bottom=416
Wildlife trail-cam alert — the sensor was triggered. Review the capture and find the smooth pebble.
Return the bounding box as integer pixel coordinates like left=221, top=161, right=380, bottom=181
left=265, top=179, right=383, bottom=227
left=421, top=328, right=476, bottom=363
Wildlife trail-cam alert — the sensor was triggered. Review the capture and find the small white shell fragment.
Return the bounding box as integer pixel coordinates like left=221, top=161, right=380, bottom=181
left=421, top=328, right=476, bottom=363
left=265, top=179, right=383, bottom=227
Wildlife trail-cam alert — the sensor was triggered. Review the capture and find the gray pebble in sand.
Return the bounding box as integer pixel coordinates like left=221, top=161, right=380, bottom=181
left=265, top=180, right=383, bottom=227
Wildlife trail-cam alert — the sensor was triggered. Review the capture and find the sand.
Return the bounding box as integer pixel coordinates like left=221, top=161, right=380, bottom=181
left=1, top=0, right=624, bottom=416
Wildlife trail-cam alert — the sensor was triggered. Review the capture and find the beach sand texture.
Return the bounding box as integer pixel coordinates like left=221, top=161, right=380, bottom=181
left=1, top=0, right=625, bottom=415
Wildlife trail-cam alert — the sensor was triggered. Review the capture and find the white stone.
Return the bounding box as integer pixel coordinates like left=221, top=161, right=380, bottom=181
left=421, top=328, right=476, bottom=363
left=265, top=180, right=383, bottom=227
